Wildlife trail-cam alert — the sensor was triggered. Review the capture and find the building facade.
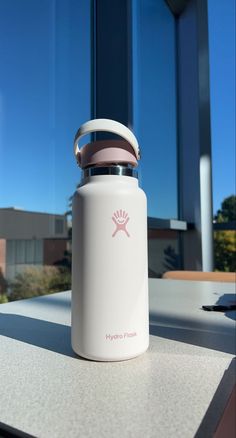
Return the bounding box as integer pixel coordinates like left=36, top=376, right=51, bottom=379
left=0, top=208, right=68, bottom=281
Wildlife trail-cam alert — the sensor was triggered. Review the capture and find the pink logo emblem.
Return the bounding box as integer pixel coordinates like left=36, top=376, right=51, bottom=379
left=112, top=210, right=130, bottom=237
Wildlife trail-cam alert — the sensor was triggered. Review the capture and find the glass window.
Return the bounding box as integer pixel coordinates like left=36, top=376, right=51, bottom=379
left=25, top=240, right=34, bottom=264
left=148, top=230, right=180, bottom=278
left=132, top=0, right=178, bottom=219
left=15, top=240, right=25, bottom=264
left=6, top=240, right=15, bottom=265
left=55, top=219, right=64, bottom=235
left=208, top=0, right=235, bottom=273
left=0, top=0, right=90, bottom=213
left=208, top=0, right=235, bottom=215
left=0, top=0, right=90, bottom=299
left=35, top=240, right=43, bottom=264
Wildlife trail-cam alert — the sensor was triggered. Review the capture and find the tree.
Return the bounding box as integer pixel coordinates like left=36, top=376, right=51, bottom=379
left=214, top=230, right=236, bottom=272
left=214, top=195, right=236, bottom=272
left=214, top=195, right=236, bottom=222
left=163, top=245, right=181, bottom=271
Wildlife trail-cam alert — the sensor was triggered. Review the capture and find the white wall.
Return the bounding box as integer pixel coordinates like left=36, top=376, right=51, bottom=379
left=0, top=209, right=67, bottom=239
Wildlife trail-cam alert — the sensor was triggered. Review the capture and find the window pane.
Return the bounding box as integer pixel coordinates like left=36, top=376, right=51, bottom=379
left=16, top=240, right=25, bottom=264
left=55, top=219, right=64, bottom=235
left=25, top=240, right=34, bottom=264
left=208, top=0, right=235, bottom=273
left=148, top=230, right=180, bottom=277
left=0, top=0, right=90, bottom=213
left=6, top=240, right=15, bottom=265
left=35, top=240, right=43, bottom=264
left=132, top=0, right=178, bottom=219
left=208, top=0, right=235, bottom=214
left=0, top=0, right=90, bottom=298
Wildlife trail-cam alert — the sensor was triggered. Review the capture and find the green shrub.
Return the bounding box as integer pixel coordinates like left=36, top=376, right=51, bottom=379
left=0, top=294, right=8, bottom=304
left=214, top=230, right=236, bottom=272
left=9, top=266, right=71, bottom=301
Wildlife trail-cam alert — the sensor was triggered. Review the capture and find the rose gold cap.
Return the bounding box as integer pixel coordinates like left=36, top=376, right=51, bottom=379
left=78, top=140, right=138, bottom=169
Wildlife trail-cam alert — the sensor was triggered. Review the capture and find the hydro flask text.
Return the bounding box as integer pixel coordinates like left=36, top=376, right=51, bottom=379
left=105, top=332, right=137, bottom=341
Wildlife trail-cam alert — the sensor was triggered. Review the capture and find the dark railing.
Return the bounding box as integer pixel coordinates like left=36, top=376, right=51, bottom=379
left=213, top=221, right=236, bottom=231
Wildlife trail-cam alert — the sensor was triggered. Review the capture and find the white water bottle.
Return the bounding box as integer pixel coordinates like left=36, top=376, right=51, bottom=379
left=71, top=119, right=149, bottom=361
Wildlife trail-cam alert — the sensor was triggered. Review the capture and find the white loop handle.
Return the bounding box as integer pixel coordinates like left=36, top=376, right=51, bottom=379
left=74, top=119, right=140, bottom=161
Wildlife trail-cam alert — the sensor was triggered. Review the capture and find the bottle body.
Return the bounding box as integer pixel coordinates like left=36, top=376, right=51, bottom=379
left=71, top=174, right=149, bottom=361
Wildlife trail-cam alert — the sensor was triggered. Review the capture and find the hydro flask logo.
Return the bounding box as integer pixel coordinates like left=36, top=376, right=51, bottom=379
left=112, top=210, right=130, bottom=238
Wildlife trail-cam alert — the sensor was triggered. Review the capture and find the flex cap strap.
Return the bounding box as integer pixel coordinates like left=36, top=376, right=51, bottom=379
left=74, top=119, right=140, bottom=162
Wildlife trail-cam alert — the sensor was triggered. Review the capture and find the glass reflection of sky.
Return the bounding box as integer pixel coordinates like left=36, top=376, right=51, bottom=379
left=1, top=1, right=234, bottom=219
left=132, top=0, right=178, bottom=219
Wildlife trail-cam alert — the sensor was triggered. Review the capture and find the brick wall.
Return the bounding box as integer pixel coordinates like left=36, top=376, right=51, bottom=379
left=0, top=239, right=6, bottom=276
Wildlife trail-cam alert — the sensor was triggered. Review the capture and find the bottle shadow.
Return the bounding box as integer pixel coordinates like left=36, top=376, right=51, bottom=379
left=215, top=294, right=236, bottom=322
left=0, top=313, right=84, bottom=359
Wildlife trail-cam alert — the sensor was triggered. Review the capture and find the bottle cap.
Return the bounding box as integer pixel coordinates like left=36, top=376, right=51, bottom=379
left=74, top=119, right=140, bottom=169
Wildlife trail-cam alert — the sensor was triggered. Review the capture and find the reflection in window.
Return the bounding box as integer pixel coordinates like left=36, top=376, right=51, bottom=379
left=132, top=0, right=178, bottom=219
left=148, top=230, right=180, bottom=277
left=0, top=1, right=90, bottom=301
left=0, top=0, right=90, bottom=214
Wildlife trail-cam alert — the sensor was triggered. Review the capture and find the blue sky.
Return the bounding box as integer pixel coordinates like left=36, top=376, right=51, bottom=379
left=0, top=0, right=235, bottom=218
left=0, top=0, right=90, bottom=215
left=208, top=0, right=235, bottom=214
